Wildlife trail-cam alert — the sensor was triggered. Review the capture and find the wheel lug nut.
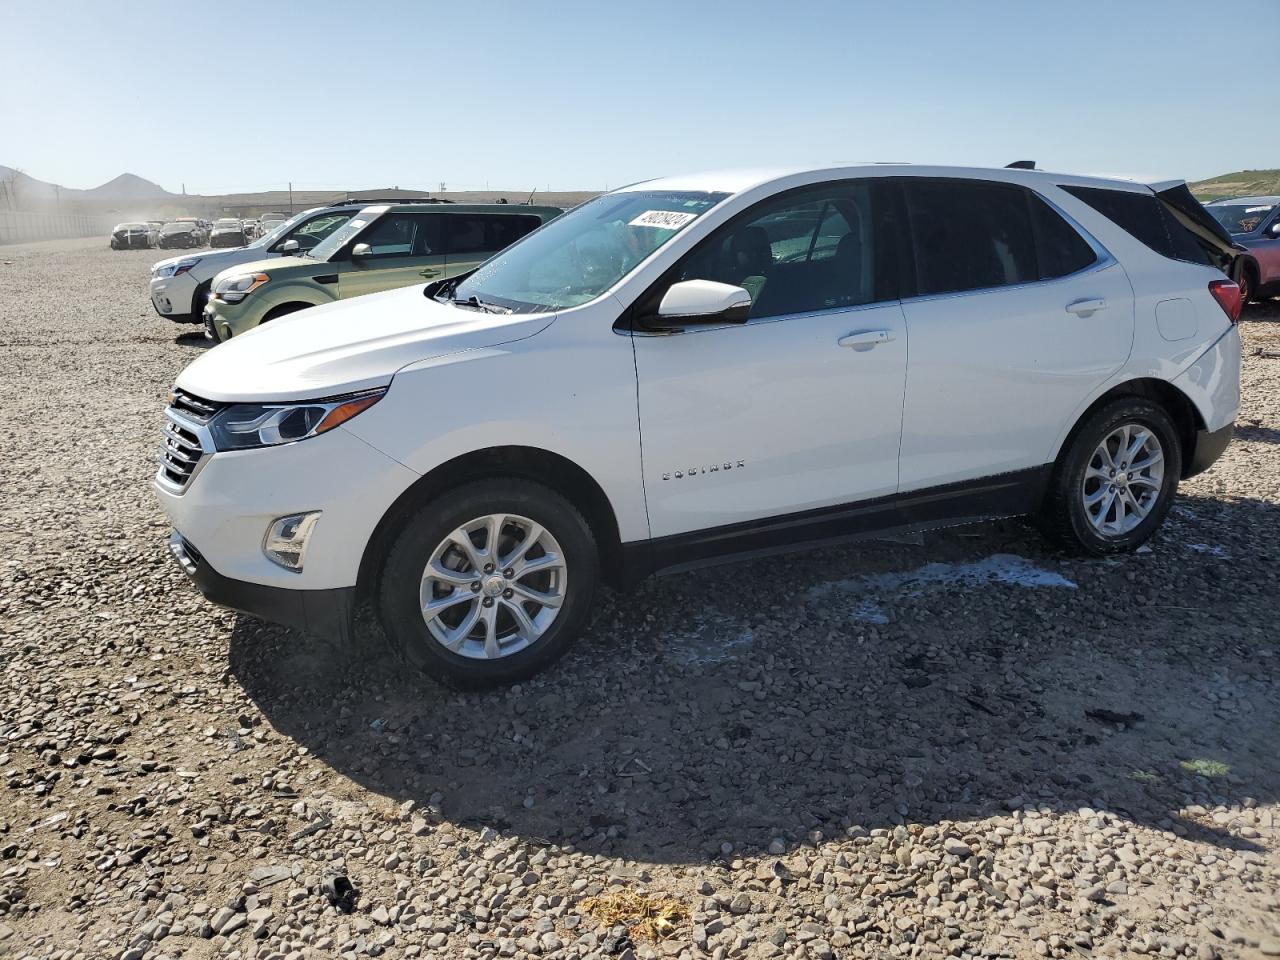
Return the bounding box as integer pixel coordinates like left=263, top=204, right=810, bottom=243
left=470, top=582, right=481, bottom=592
left=482, top=597, right=494, bottom=607
left=483, top=563, right=495, bottom=573
left=503, top=568, right=513, bottom=578
left=503, top=588, right=514, bottom=599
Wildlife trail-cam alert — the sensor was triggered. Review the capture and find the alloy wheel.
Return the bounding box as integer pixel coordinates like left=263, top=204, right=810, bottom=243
left=419, top=513, right=567, bottom=660
left=1081, top=423, right=1165, bottom=537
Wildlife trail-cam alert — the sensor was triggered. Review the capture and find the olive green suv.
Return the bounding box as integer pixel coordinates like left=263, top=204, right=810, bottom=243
left=203, top=201, right=562, bottom=341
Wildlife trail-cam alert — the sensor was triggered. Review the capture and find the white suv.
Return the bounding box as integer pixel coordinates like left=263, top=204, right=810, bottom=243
left=153, top=164, right=1242, bottom=686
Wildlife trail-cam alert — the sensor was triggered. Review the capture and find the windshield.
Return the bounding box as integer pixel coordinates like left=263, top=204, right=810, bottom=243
left=214, top=220, right=240, bottom=228
left=1209, top=202, right=1277, bottom=235
left=117, top=223, right=147, bottom=230
left=161, top=222, right=193, bottom=233
left=305, top=210, right=382, bottom=261
left=452, top=191, right=729, bottom=312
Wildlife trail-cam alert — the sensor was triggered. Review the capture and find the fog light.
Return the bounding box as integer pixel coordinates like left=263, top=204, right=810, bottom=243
left=263, top=512, right=321, bottom=571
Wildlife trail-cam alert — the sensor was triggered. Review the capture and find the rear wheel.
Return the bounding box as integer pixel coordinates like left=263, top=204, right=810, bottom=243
left=378, top=479, right=599, bottom=687
left=1038, top=398, right=1181, bottom=555
left=1239, top=261, right=1257, bottom=304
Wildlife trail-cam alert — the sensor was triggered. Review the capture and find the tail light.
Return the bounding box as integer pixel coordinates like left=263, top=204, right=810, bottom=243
left=1208, top=279, right=1242, bottom=324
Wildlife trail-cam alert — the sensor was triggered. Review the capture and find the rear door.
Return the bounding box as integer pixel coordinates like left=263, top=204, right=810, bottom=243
left=338, top=213, right=445, bottom=299
left=444, top=213, right=544, bottom=277
left=897, top=178, right=1134, bottom=491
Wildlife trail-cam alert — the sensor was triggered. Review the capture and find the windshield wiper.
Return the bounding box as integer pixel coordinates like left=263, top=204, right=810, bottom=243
left=450, top=294, right=510, bottom=314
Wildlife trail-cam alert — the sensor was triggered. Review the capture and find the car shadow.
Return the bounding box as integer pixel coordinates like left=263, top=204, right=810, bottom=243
left=229, top=500, right=1278, bottom=866
left=1237, top=424, right=1280, bottom=444
left=174, top=330, right=215, bottom=350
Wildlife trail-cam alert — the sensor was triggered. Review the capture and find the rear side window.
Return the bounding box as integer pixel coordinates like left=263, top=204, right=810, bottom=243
left=1061, top=185, right=1209, bottom=265
left=1030, top=195, right=1097, bottom=279
left=905, top=180, right=1038, bottom=295
left=446, top=214, right=543, bottom=256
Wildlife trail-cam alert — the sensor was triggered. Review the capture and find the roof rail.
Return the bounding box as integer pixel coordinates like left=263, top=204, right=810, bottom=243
left=1005, top=160, right=1037, bottom=170
left=327, top=197, right=454, bottom=207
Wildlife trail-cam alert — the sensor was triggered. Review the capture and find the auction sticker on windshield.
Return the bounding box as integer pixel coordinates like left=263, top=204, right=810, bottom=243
left=629, top=210, right=698, bottom=229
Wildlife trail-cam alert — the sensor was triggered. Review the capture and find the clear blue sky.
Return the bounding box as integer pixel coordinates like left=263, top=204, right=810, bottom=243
left=2, top=0, right=1276, bottom=194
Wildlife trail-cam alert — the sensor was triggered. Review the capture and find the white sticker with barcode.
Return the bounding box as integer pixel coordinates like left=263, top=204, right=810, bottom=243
left=628, top=210, right=697, bottom=229
left=1245, top=206, right=1272, bottom=213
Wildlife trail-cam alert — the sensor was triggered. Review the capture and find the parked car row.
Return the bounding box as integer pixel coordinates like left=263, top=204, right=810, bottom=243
left=148, top=198, right=561, bottom=340
left=152, top=162, right=1245, bottom=687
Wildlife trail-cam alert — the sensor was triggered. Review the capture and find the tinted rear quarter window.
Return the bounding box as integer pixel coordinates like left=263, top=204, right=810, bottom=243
left=905, top=180, right=1038, bottom=296
left=1061, top=185, right=1208, bottom=265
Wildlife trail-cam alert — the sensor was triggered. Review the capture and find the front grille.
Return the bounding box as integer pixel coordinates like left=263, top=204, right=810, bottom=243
left=159, top=390, right=223, bottom=490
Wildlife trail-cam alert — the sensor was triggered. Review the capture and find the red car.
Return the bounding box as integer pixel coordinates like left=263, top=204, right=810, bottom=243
left=1206, top=196, right=1280, bottom=302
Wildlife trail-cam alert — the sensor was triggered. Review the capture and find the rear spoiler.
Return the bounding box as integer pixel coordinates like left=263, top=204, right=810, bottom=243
left=1149, top=180, right=1245, bottom=268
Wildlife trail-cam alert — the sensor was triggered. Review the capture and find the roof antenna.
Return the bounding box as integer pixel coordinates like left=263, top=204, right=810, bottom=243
left=525, top=188, right=537, bottom=205
left=1005, top=160, right=1036, bottom=170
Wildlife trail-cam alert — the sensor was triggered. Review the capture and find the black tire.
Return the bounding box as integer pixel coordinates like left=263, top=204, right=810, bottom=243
left=378, top=478, right=599, bottom=687
left=1038, top=397, right=1182, bottom=556
left=1239, top=261, right=1258, bottom=304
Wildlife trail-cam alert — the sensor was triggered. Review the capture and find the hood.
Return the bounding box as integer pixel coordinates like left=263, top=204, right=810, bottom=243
left=210, top=255, right=316, bottom=284
left=175, top=284, right=556, bottom=403
left=152, top=244, right=269, bottom=274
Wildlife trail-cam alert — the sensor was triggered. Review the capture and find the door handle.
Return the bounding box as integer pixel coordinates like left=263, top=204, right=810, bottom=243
left=420, top=268, right=441, bottom=278
left=1065, top=298, right=1106, bottom=317
left=837, top=329, right=895, bottom=350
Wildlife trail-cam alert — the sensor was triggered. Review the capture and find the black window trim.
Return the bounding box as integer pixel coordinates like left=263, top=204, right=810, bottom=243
left=624, top=177, right=914, bottom=336
left=896, top=177, right=1114, bottom=306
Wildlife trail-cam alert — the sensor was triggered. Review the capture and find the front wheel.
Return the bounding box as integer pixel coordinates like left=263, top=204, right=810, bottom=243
left=1038, top=398, right=1182, bottom=555
left=378, top=479, right=599, bottom=687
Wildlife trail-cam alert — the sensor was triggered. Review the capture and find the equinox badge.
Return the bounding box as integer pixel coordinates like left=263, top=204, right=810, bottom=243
left=662, top=459, right=745, bottom=481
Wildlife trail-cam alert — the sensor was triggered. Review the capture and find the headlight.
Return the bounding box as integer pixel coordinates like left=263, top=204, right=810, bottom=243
left=214, top=272, right=269, bottom=303
left=154, top=257, right=201, bottom=279
left=208, top=389, right=385, bottom=451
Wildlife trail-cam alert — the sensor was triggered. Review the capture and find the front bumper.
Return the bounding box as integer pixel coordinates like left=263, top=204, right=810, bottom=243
left=151, top=422, right=418, bottom=591
left=150, top=272, right=199, bottom=320
left=168, top=532, right=355, bottom=642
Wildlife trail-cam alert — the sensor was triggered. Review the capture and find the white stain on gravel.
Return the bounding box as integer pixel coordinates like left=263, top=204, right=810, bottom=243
left=814, top=553, right=1077, bottom=624
left=674, top=614, right=755, bottom=665
left=1187, top=542, right=1231, bottom=559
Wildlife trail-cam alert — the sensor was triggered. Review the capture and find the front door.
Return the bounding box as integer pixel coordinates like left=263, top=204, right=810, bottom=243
left=632, top=180, right=909, bottom=539
left=339, top=213, right=445, bottom=300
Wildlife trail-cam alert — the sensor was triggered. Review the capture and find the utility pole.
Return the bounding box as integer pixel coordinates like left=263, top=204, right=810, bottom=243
left=439, top=181, right=446, bottom=196
left=289, top=182, right=294, bottom=214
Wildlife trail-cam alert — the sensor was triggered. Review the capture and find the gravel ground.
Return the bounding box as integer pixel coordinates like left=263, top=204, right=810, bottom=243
left=1, top=238, right=1278, bottom=960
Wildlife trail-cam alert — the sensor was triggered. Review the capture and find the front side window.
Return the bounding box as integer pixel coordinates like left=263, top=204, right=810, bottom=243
left=906, top=180, right=1039, bottom=296
left=287, top=212, right=354, bottom=251
left=452, top=191, right=728, bottom=312
left=668, top=181, right=897, bottom=319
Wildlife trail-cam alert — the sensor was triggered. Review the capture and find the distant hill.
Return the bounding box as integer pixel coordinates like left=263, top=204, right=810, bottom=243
left=1189, top=169, right=1280, bottom=201
left=0, top=164, right=596, bottom=218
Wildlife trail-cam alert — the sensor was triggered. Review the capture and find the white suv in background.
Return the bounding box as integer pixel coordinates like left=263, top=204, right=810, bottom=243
left=148, top=203, right=373, bottom=323
left=153, top=164, right=1242, bottom=686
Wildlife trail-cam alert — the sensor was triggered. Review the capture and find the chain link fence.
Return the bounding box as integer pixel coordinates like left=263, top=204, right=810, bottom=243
left=0, top=210, right=118, bottom=245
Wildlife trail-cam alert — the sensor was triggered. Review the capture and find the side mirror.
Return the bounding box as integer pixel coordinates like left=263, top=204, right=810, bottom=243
left=1268, top=221, right=1280, bottom=238
left=351, top=242, right=373, bottom=259
left=652, top=280, right=752, bottom=329
left=277, top=239, right=300, bottom=254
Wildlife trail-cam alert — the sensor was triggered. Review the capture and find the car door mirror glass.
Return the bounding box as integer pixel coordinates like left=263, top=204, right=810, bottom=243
left=351, top=242, right=373, bottom=259
left=654, top=279, right=752, bottom=328
left=1268, top=221, right=1280, bottom=238
left=277, top=239, right=299, bottom=254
